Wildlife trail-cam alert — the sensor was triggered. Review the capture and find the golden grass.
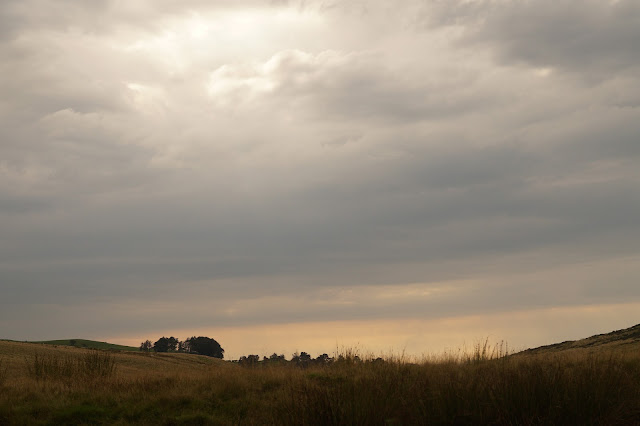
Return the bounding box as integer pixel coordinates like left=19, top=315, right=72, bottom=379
left=0, top=340, right=639, bottom=425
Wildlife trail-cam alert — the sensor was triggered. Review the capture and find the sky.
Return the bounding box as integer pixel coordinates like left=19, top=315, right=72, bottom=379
left=1, top=0, right=639, bottom=360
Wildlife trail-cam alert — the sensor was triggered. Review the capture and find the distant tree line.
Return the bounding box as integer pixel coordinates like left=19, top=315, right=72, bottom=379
left=235, top=351, right=380, bottom=368
left=139, top=336, right=224, bottom=359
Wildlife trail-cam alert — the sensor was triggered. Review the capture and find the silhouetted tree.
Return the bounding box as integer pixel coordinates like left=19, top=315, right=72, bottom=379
left=152, top=336, right=179, bottom=352
left=185, top=336, right=224, bottom=358
left=167, top=336, right=179, bottom=352
left=291, top=351, right=312, bottom=368
left=139, top=340, right=153, bottom=352
left=238, top=354, right=259, bottom=366
left=315, top=353, right=332, bottom=365
left=300, top=352, right=311, bottom=362
left=153, top=337, right=170, bottom=352
left=269, top=353, right=286, bottom=363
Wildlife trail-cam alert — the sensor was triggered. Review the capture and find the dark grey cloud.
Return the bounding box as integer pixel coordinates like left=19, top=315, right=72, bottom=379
left=427, top=0, right=640, bottom=78
left=4, top=252, right=640, bottom=341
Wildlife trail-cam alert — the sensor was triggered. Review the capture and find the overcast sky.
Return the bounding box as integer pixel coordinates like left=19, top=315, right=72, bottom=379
left=1, top=0, right=639, bottom=359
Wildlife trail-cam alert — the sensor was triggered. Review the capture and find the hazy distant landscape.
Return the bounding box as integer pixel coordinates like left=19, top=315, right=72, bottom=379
left=1, top=324, right=639, bottom=424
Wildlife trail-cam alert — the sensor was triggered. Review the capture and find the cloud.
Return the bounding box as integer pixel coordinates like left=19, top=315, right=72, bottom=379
left=0, top=0, right=639, bottom=352
left=426, top=0, right=640, bottom=79
left=205, top=47, right=505, bottom=124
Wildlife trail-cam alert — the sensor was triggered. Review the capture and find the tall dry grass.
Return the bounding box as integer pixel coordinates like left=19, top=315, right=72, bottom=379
left=26, top=350, right=116, bottom=381
left=0, top=342, right=638, bottom=425
left=275, top=348, right=640, bottom=425
left=0, top=357, right=7, bottom=387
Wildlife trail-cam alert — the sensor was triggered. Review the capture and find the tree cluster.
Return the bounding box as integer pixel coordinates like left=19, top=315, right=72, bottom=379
left=235, top=352, right=373, bottom=368
left=139, top=336, right=224, bottom=359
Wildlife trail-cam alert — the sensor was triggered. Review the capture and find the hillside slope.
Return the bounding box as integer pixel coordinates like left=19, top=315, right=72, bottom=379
left=31, top=339, right=138, bottom=351
left=520, top=323, right=640, bottom=355
left=0, top=340, right=224, bottom=381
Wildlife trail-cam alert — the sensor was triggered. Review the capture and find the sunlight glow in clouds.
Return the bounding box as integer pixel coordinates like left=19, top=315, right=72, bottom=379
left=122, top=8, right=325, bottom=70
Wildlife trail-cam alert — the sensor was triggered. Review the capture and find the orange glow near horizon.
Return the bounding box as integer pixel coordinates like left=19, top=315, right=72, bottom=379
left=105, top=302, right=640, bottom=360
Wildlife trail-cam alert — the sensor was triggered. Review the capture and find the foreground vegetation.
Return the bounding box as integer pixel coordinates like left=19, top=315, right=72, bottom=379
left=0, top=340, right=639, bottom=425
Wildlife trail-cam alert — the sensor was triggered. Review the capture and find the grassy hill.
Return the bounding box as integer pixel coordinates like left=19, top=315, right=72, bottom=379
left=518, top=323, right=640, bottom=356
left=0, top=340, right=223, bottom=380
left=29, top=338, right=138, bottom=352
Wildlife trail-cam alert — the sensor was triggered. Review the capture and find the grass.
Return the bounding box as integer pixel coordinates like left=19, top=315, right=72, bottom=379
left=26, top=350, right=116, bottom=381
left=30, top=339, right=138, bottom=352
left=0, top=340, right=639, bottom=424
left=0, top=357, right=7, bottom=387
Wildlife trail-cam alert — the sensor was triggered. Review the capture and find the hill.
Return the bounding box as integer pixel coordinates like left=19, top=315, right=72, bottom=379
left=30, top=339, right=138, bottom=352
left=519, top=323, right=640, bottom=356
left=0, top=339, right=224, bottom=382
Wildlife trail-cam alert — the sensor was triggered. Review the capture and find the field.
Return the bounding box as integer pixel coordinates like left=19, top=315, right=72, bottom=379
left=1, top=335, right=640, bottom=425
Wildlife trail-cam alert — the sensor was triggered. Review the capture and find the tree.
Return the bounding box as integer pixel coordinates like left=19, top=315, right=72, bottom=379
left=291, top=351, right=312, bottom=367
left=238, top=354, right=259, bottom=366
left=167, top=336, right=179, bottom=352
left=315, top=353, right=332, bottom=365
left=153, top=336, right=179, bottom=352
left=185, top=336, right=224, bottom=359
left=299, top=352, right=311, bottom=363
left=298, top=351, right=312, bottom=368
left=139, top=340, right=153, bottom=352
left=153, top=337, right=170, bottom=352
left=268, top=353, right=286, bottom=363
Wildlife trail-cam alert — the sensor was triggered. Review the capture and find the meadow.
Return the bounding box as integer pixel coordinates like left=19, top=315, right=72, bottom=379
left=0, top=339, right=639, bottom=425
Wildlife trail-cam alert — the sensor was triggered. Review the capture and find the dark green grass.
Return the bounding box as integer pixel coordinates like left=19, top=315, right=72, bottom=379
left=30, top=339, right=138, bottom=352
